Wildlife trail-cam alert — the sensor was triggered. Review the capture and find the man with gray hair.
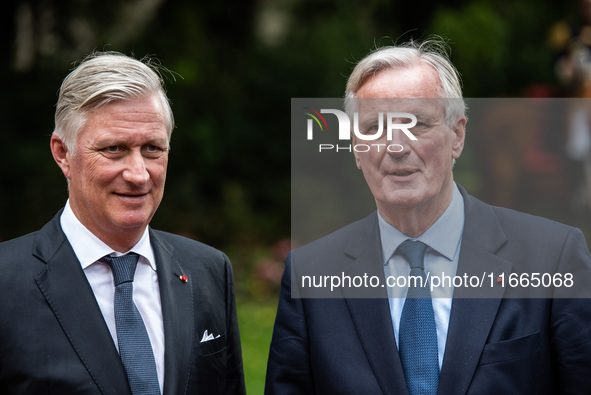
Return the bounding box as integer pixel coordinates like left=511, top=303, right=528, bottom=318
left=266, top=40, right=591, bottom=394
left=0, top=52, right=246, bottom=394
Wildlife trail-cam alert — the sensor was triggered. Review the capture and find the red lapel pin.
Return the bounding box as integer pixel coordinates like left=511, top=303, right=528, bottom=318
left=174, top=272, right=188, bottom=283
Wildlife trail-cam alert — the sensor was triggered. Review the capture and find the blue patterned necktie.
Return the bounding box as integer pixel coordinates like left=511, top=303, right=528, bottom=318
left=397, top=240, right=439, bottom=395
left=99, top=253, right=160, bottom=395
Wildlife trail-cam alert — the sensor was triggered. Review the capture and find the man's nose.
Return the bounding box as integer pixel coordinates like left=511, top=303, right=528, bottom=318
left=386, top=129, right=412, bottom=157
left=123, top=150, right=149, bottom=184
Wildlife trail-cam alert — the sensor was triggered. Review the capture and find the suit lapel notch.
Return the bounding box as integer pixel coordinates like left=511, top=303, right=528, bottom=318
left=343, top=212, right=380, bottom=260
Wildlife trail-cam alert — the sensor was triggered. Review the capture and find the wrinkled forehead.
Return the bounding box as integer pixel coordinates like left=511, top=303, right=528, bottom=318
left=77, top=94, right=171, bottom=142
left=352, top=97, right=446, bottom=122
left=355, top=64, right=443, bottom=98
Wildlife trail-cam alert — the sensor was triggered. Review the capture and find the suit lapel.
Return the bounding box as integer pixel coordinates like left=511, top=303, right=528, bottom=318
left=150, top=230, right=194, bottom=395
left=33, top=213, right=131, bottom=395
left=437, top=187, right=513, bottom=394
left=344, top=298, right=408, bottom=395
left=341, top=214, right=409, bottom=395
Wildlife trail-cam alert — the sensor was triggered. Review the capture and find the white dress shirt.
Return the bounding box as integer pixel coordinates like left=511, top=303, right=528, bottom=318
left=60, top=200, right=165, bottom=393
left=379, top=183, right=464, bottom=369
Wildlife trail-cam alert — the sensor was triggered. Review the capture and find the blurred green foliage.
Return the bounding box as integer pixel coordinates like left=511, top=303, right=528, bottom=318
left=430, top=0, right=560, bottom=96
left=237, top=300, right=277, bottom=394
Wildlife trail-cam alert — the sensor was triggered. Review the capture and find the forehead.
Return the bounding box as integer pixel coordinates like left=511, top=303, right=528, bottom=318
left=79, top=95, right=168, bottom=143
left=355, top=64, right=442, bottom=99
left=355, top=65, right=445, bottom=121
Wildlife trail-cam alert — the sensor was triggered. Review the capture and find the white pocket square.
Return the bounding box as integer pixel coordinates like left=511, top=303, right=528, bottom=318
left=200, top=329, right=221, bottom=343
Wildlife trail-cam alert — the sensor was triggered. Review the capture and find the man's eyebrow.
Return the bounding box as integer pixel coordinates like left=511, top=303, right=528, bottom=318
left=413, top=112, right=430, bottom=120
left=146, top=138, right=169, bottom=146
left=92, top=138, right=121, bottom=146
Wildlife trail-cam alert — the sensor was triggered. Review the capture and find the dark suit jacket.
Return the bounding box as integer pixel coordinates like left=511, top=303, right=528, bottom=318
left=265, top=186, right=591, bottom=394
left=0, top=210, right=246, bottom=394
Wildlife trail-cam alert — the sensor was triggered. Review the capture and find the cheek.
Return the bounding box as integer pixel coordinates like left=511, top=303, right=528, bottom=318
left=77, top=161, right=128, bottom=192
left=84, top=159, right=103, bottom=180
left=72, top=152, right=105, bottom=177
left=148, top=159, right=168, bottom=185
left=86, top=162, right=121, bottom=184
left=418, top=135, right=452, bottom=166
left=360, top=149, right=384, bottom=166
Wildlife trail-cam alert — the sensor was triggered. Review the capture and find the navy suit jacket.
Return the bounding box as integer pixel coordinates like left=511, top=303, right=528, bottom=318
left=0, top=210, right=246, bottom=394
left=265, top=186, right=591, bottom=394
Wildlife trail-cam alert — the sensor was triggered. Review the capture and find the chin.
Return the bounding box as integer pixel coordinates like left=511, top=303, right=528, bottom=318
left=383, top=190, right=425, bottom=206
left=112, top=212, right=152, bottom=230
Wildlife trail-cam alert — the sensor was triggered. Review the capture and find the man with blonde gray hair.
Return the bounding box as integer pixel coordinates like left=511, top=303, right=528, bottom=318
left=344, top=40, right=466, bottom=129
left=0, top=52, right=246, bottom=394
left=266, top=39, right=591, bottom=394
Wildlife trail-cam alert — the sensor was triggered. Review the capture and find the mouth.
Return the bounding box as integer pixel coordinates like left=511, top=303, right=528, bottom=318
left=113, top=192, right=149, bottom=201
left=388, top=169, right=418, bottom=177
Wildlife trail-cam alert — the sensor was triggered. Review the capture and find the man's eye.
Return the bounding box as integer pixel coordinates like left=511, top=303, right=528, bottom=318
left=105, top=146, right=121, bottom=153
left=412, top=122, right=429, bottom=130
left=142, top=145, right=166, bottom=156
left=363, top=124, right=382, bottom=134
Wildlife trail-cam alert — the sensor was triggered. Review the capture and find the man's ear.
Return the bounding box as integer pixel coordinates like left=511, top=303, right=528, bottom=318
left=451, top=116, right=466, bottom=160
left=50, top=134, right=72, bottom=180
left=352, top=135, right=362, bottom=169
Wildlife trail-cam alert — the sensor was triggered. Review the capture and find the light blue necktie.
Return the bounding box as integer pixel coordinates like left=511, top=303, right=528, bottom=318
left=100, top=253, right=160, bottom=395
left=397, top=240, right=439, bottom=395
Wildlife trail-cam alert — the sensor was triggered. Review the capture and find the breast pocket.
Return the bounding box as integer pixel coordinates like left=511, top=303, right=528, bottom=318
left=188, top=333, right=229, bottom=394
left=198, top=333, right=227, bottom=357
left=479, top=331, right=542, bottom=366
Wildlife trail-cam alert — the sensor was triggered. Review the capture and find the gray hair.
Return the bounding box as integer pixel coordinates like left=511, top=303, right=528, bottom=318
left=53, top=51, right=174, bottom=155
left=344, top=39, right=466, bottom=127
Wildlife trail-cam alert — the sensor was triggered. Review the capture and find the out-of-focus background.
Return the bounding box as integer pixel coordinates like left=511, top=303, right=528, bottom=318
left=3, top=0, right=591, bottom=392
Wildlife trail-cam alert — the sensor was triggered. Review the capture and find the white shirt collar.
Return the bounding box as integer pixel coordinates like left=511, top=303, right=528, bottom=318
left=379, top=182, right=464, bottom=264
left=60, top=199, right=157, bottom=271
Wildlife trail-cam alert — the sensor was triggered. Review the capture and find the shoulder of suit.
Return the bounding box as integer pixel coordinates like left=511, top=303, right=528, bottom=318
left=468, top=193, right=576, bottom=234
left=0, top=230, right=45, bottom=287
left=0, top=231, right=39, bottom=261
left=293, top=212, right=376, bottom=257
left=150, top=228, right=229, bottom=261
left=463, top=192, right=585, bottom=255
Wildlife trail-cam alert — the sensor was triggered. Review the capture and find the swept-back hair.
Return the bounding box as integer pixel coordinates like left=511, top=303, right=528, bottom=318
left=53, top=51, right=174, bottom=155
left=344, top=39, right=466, bottom=127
